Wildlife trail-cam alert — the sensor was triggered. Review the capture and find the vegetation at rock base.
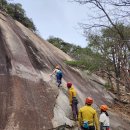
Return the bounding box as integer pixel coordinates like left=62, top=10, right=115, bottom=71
left=48, top=36, right=103, bottom=72
left=0, top=0, right=36, bottom=31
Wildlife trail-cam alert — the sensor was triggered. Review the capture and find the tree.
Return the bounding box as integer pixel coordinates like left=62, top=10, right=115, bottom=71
left=88, top=24, right=130, bottom=100
left=48, top=36, right=103, bottom=71
left=111, top=0, right=130, bottom=6
left=74, top=0, right=130, bottom=50
left=0, top=1, right=36, bottom=31
left=47, top=36, right=82, bottom=55
left=6, top=3, right=36, bottom=31
left=0, top=0, right=7, bottom=9
left=73, top=0, right=130, bottom=102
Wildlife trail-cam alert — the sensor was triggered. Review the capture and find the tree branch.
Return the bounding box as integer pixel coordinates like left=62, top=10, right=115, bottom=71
left=79, top=23, right=112, bottom=30
left=74, top=0, right=130, bottom=50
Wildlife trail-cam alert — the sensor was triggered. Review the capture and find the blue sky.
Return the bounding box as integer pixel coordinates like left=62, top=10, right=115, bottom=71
left=11, top=0, right=89, bottom=47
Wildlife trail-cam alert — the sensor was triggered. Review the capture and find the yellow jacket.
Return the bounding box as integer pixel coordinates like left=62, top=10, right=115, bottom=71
left=68, top=86, right=77, bottom=105
left=78, top=105, right=99, bottom=130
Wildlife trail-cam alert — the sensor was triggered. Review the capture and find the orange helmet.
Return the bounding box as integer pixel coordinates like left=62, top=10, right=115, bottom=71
left=67, top=82, right=72, bottom=88
left=100, top=105, right=108, bottom=111
left=85, top=97, right=93, bottom=105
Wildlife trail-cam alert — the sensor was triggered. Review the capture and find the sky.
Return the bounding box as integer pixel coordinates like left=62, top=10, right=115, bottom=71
left=11, top=0, right=89, bottom=47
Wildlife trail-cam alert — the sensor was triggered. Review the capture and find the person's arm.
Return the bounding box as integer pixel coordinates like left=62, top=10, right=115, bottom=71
left=94, top=112, right=100, bottom=130
left=50, top=69, right=56, bottom=76
left=78, top=109, right=82, bottom=126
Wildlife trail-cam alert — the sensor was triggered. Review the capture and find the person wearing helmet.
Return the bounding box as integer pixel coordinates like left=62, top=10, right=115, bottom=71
left=99, top=105, right=110, bottom=130
left=67, top=82, right=78, bottom=120
left=78, top=97, right=99, bottom=130
left=50, top=65, right=63, bottom=87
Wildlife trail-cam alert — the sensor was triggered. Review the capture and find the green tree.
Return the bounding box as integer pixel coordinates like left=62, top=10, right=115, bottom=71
left=48, top=36, right=103, bottom=72
left=47, top=36, right=81, bottom=55
left=5, top=2, right=36, bottom=31
left=88, top=24, right=130, bottom=97
left=0, top=0, right=7, bottom=9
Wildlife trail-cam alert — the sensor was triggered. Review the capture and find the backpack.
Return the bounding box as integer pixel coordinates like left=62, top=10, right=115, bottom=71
left=56, top=70, right=63, bottom=77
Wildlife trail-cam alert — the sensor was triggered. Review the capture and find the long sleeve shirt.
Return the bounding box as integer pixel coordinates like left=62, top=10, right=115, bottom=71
left=68, top=86, right=77, bottom=105
left=78, top=105, right=99, bottom=130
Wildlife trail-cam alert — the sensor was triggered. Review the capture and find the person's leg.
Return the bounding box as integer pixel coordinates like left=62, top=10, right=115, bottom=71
left=58, top=76, right=62, bottom=87
left=57, top=80, right=60, bottom=87
left=89, top=126, right=95, bottom=130
left=71, top=101, right=77, bottom=120
left=56, top=75, right=61, bottom=87
left=75, top=103, right=78, bottom=120
left=106, top=127, right=110, bottom=130
left=57, top=73, right=62, bottom=87
left=72, top=102, right=79, bottom=121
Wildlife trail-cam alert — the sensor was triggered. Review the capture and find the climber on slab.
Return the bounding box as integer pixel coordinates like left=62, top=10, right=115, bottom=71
left=99, top=105, right=110, bottom=130
left=50, top=65, right=63, bottom=87
left=78, top=97, right=99, bottom=130
left=66, top=82, right=78, bottom=121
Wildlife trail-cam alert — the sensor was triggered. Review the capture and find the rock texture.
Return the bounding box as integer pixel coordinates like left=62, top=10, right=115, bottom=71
left=0, top=11, right=129, bottom=130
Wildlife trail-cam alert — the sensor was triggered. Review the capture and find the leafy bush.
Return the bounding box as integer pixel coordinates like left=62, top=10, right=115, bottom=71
left=65, top=59, right=102, bottom=72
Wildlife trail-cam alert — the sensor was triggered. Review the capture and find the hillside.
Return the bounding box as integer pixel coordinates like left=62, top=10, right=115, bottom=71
left=0, top=11, right=129, bottom=130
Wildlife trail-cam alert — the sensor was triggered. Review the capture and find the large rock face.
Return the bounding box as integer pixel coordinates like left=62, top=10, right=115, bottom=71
left=0, top=11, right=129, bottom=130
